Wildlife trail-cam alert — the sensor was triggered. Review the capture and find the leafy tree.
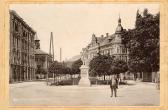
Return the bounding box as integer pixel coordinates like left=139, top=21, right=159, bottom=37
left=122, top=9, right=159, bottom=75
left=71, top=58, right=83, bottom=75
left=36, top=65, right=47, bottom=79
left=109, top=59, right=128, bottom=82
left=48, top=61, right=63, bottom=84
left=48, top=61, right=63, bottom=74
left=62, top=66, right=71, bottom=75
left=111, top=60, right=128, bottom=74
left=70, top=59, right=83, bottom=85
left=89, top=54, right=113, bottom=80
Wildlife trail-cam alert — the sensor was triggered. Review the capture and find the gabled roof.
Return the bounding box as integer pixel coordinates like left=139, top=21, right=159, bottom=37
left=99, top=34, right=115, bottom=46
left=86, top=16, right=124, bottom=49
left=96, top=36, right=106, bottom=43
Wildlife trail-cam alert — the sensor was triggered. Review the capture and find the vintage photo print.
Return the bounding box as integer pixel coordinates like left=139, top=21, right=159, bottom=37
left=9, top=3, right=160, bottom=106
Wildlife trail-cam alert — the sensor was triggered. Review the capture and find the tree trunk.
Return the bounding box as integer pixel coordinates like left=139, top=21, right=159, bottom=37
left=72, top=79, right=75, bottom=85
left=62, top=75, right=64, bottom=84
left=106, top=75, right=109, bottom=85
left=71, top=74, right=72, bottom=79
left=46, top=72, right=48, bottom=85
left=73, top=78, right=75, bottom=85
left=96, top=76, right=98, bottom=85
left=53, top=73, right=55, bottom=84
left=40, top=71, right=41, bottom=79
left=104, top=74, right=105, bottom=81
left=72, top=74, right=75, bottom=85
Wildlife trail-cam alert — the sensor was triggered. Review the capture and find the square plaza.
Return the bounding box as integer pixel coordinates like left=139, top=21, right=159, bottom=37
left=10, top=80, right=159, bottom=106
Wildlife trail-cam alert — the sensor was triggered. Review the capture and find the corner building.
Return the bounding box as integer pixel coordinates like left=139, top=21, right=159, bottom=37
left=82, top=17, right=128, bottom=63
left=9, top=10, right=36, bottom=83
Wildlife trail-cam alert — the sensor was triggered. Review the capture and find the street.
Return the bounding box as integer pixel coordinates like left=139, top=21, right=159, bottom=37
left=10, top=80, right=160, bottom=106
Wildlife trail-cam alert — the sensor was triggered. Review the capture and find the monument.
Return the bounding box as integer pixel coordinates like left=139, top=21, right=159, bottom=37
left=78, top=49, right=91, bottom=87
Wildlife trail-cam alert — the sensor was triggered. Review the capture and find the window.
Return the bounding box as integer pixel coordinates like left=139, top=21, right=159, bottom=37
left=117, top=47, right=120, bottom=53
left=14, top=21, right=19, bottom=32
left=107, top=50, right=110, bottom=54
left=125, top=56, right=127, bottom=62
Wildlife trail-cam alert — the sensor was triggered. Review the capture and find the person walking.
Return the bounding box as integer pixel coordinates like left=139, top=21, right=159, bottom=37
left=110, top=75, right=118, bottom=97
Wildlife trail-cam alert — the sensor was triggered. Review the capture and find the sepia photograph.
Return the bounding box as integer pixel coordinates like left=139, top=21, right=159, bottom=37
left=9, top=3, right=160, bottom=106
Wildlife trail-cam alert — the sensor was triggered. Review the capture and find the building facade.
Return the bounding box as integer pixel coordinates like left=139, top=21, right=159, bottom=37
left=82, top=17, right=128, bottom=63
left=9, top=10, right=36, bottom=83
left=80, top=17, right=136, bottom=80
left=34, top=36, right=52, bottom=79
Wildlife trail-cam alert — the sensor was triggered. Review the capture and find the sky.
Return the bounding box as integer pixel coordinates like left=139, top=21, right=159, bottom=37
left=10, top=3, right=159, bottom=61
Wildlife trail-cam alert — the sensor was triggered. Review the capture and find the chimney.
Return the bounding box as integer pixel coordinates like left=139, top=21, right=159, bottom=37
left=106, top=33, right=109, bottom=37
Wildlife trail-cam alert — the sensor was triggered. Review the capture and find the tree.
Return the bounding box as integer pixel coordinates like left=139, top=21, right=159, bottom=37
left=114, top=60, right=128, bottom=74
left=48, top=61, right=63, bottom=84
left=61, top=65, right=72, bottom=81
left=89, top=54, right=113, bottom=81
left=36, top=65, right=47, bottom=79
left=71, top=58, right=83, bottom=75
left=122, top=9, right=159, bottom=77
left=71, top=59, right=82, bottom=85
left=109, top=59, right=128, bottom=82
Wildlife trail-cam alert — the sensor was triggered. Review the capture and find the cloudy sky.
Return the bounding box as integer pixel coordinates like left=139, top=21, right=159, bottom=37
left=10, top=3, right=159, bottom=61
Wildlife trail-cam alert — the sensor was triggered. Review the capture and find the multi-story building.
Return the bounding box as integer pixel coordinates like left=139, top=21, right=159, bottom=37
left=80, top=17, right=135, bottom=80
left=82, top=17, right=128, bottom=63
left=34, top=35, right=52, bottom=79
left=9, top=10, right=36, bottom=83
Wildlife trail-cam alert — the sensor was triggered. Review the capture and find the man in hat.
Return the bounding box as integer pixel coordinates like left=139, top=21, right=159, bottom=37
left=110, top=75, right=118, bottom=97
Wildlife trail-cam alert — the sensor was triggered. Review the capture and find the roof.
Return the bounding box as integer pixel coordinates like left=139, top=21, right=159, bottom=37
left=35, top=49, right=48, bottom=55
left=86, top=17, right=125, bottom=49
left=100, top=34, right=115, bottom=46
left=35, top=34, right=40, bottom=41
left=115, top=17, right=123, bottom=34
left=10, top=10, right=36, bottom=34
left=96, top=36, right=106, bottom=43
left=115, top=24, right=123, bottom=34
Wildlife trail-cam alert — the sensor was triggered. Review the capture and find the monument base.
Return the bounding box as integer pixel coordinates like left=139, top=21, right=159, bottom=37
left=78, top=65, right=90, bottom=87
left=78, top=78, right=90, bottom=87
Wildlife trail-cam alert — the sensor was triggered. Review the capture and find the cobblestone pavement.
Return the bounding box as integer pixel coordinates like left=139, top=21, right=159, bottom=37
left=10, top=80, right=159, bottom=106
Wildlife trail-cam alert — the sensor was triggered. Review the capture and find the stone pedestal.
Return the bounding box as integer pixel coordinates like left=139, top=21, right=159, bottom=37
left=78, top=65, right=90, bottom=87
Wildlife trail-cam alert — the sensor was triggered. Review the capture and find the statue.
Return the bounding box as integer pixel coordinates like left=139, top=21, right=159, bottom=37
left=78, top=49, right=90, bottom=87
left=81, top=49, right=89, bottom=66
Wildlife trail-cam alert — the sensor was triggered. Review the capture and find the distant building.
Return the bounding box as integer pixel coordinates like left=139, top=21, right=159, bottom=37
left=34, top=35, right=52, bottom=79
left=82, top=17, right=128, bottom=63
left=9, top=10, right=36, bottom=83
left=81, top=17, right=138, bottom=80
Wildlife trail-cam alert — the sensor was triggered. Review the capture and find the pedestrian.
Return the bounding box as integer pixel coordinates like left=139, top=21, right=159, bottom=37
left=110, top=75, right=118, bottom=97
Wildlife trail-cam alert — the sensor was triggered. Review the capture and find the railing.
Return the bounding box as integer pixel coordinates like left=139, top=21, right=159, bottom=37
left=47, top=74, right=80, bottom=86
